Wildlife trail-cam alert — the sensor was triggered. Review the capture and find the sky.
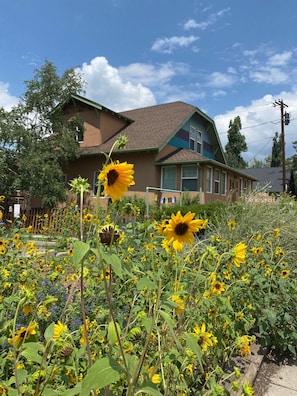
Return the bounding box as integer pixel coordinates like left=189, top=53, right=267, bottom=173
left=1, top=0, right=297, bottom=164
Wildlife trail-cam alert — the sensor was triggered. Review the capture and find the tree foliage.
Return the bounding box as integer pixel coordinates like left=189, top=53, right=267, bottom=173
left=0, top=61, right=85, bottom=208
left=271, top=132, right=282, bottom=167
left=224, top=116, right=247, bottom=169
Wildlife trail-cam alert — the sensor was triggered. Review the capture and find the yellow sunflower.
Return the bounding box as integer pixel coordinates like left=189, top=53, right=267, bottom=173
left=281, top=269, right=290, bottom=278
left=98, top=161, right=135, bottom=202
left=164, top=211, right=205, bottom=252
left=53, top=321, right=68, bottom=340
left=8, top=322, right=37, bottom=348
left=192, top=323, right=217, bottom=352
left=233, top=242, right=247, bottom=267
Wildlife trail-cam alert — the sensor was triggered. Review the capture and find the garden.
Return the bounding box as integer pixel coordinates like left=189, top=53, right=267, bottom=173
left=1, top=142, right=297, bottom=396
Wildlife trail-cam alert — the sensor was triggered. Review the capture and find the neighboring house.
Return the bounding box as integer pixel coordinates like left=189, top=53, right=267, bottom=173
left=62, top=94, right=256, bottom=205
left=241, top=167, right=290, bottom=194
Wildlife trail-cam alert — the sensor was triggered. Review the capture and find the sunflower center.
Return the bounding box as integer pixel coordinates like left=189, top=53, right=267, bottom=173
left=107, top=169, right=119, bottom=186
left=175, top=222, right=188, bottom=235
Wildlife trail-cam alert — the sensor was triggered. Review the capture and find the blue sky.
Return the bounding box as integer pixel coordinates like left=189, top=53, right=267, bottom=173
left=1, top=0, right=297, bottom=163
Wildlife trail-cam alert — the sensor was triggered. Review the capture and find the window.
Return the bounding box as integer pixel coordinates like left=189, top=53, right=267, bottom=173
left=239, top=178, right=243, bottom=195
left=161, top=167, right=177, bottom=190
left=206, top=167, right=212, bottom=193
left=189, top=125, right=202, bottom=153
left=76, top=125, right=84, bottom=142
left=182, top=165, right=198, bottom=191
left=214, top=169, right=220, bottom=194
left=221, top=172, right=227, bottom=195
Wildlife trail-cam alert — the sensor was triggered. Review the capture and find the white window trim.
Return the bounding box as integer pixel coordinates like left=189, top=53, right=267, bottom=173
left=161, top=166, right=177, bottom=190
left=206, top=166, right=213, bottom=193
left=181, top=165, right=198, bottom=191
left=221, top=171, right=227, bottom=195
left=214, top=169, right=220, bottom=195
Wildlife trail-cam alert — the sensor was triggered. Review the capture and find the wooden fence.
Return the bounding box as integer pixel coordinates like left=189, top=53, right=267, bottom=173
left=2, top=207, right=79, bottom=236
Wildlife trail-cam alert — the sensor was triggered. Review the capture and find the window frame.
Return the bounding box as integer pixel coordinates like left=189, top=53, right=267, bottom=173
left=161, top=166, right=177, bottom=190
left=221, top=171, right=227, bottom=195
left=181, top=164, right=198, bottom=191
left=214, top=169, right=220, bottom=194
left=189, top=124, right=202, bottom=154
left=206, top=166, right=213, bottom=193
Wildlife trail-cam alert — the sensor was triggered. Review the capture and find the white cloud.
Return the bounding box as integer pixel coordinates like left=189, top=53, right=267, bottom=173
left=151, top=36, right=198, bottom=54
left=207, top=72, right=236, bottom=88
left=250, top=67, right=288, bottom=85
left=267, top=51, right=292, bottom=66
left=0, top=82, right=19, bottom=110
left=77, top=57, right=156, bottom=111
left=214, top=91, right=297, bottom=163
left=118, top=62, right=189, bottom=86
left=183, top=8, right=230, bottom=31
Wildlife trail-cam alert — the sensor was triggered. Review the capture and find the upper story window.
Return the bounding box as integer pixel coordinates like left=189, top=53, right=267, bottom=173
left=189, top=124, right=202, bottom=154
left=75, top=125, right=84, bottom=142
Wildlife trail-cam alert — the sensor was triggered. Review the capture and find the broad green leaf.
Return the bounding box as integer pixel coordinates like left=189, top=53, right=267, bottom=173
left=136, top=383, right=163, bottom=396
left=44, top=322, right=55, bottom=341
left=100, top=249, right=123, bottom=279
left=184, top=333, right=204, bottom=369
left=81, top=357, right=123, bottom=395
left=108, top=320, right=121, bottom=345
left=21, top=342, right=43, bottom=364
left=137, top=277, right=158, bottom=291
left=142, top=317, right=153, bottom=333
left=73, top=240, right=90, bottom=266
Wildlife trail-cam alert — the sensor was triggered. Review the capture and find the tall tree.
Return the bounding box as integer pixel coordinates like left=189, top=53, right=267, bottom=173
left=270, top=132, right=282, bottom=167
left=224, top=116, right=247, bottom=168
left=0, top=61, right=85, bottom=208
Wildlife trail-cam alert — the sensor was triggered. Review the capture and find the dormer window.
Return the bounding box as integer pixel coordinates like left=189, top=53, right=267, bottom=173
left=76, top=125, right=84, bottom=142
left=189, top=124, right=202, bottom=153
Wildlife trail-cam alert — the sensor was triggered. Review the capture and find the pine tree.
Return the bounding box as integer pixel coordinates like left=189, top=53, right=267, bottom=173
left=225, top=116, right=247, bottom=168
left=270, top=132, right=282, bottom=167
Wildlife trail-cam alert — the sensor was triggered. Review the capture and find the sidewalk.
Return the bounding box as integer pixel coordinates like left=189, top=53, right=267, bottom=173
left=253, top=352, right=297, bottom=395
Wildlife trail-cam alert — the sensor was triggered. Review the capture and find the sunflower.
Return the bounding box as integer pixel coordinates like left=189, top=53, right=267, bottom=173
left=8, top=322, right=37, bottom=348
left=53, top=321, right=68, bottom=340
left=170, top=295, right=185, bottom=315
left=227, top=220, right=236, bottom=231
left=192, top=323, right=217, bottom=352
left=281, top=269, right=290, bottom=278
left=164, top=211, right=205, bottom=252
left=233, top=242, right=247, bottom=267
left=0, top=195, right=5, bottom=201
left=210, top=281, right=226, bottom=296
left=98, top=161, right=135, bottom=202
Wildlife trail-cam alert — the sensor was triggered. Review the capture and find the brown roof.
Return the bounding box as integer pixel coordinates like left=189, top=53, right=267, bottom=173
left=98, top=101, right=196, bottom=153
left=157, top=148, right=206, bottom=164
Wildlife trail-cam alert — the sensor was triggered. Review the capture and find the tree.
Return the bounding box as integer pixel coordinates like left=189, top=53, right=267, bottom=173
left=224, top=116, right=247, bottom=168
left=271, top=132, right=282, bottom=167
left=0, top=61, right=85, bottom=208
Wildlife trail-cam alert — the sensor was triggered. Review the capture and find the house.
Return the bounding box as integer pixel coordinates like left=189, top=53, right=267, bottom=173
left=241, top=167, right=290, bottom=195
left=62, top=94, right=256, bottom=206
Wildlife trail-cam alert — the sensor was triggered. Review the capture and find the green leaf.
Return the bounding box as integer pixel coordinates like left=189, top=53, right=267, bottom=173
left=100, top=249, right=123, bottom=279
left=21, top=342, right=43, bottom=364
left=81, top=357, right=123, bottom=395
left=107, top=320, right=121, bottom=345
left=137, top=277, right=158, bottom=291
left=44, top=322, right=55, bottom=341
left=73, top=240, right=90, bottom=266
left=136, top=382, right=163, bottom=396
left=184, top=333, right=204, bottom=370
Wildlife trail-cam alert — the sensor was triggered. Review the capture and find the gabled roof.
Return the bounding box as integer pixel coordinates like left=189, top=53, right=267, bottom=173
left=59, top=94, right=133, bottom=123
left=98, top=101, right=225, bottom=162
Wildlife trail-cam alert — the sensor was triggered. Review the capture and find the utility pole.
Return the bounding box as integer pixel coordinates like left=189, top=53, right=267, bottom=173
left=273, top=99, right=289, bottom=192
